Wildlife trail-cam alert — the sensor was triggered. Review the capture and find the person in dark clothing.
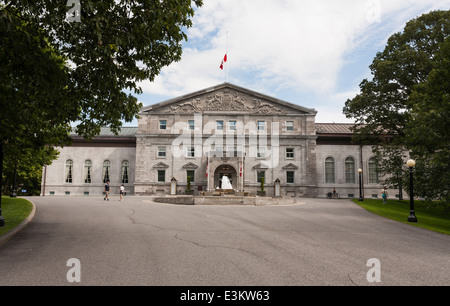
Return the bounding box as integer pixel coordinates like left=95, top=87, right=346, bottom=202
left=104, top=181, right=110, bottom=201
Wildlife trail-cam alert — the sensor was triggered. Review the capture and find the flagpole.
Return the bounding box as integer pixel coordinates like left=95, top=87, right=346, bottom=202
left=226, top=30, right=229, bottom=83
left=207, top=154, right=210, bottom=191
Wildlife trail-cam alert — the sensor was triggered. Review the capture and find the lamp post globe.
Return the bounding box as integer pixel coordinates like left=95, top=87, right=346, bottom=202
left=407, top=159, right=417, bottom=223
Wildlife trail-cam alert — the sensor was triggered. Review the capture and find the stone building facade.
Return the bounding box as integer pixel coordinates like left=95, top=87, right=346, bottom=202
left=41, top=83, right=388, bottom=199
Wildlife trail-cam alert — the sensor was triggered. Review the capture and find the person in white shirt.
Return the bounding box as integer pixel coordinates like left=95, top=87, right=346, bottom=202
left=119, top=184, right=125, bottom=201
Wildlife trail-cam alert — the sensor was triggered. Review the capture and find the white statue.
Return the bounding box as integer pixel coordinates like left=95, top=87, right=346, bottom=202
left=221, top=176, right=233, bottom=190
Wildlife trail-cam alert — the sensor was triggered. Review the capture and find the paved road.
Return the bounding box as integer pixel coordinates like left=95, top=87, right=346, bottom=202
left=0, top=196, right=449, bottom=286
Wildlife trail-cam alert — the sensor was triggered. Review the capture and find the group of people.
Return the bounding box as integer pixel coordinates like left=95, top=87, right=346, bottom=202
left=331, top=187, right=389, bottom=204
left=103, top=181, right=125, bottom=201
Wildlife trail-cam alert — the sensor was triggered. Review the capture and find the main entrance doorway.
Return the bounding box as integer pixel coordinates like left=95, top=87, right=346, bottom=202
left=214, top=164, right=237, bottom=190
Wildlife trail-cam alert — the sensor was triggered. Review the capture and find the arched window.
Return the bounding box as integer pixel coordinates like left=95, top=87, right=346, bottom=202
left=345, top=157, right=355, bottom=184
left=121, top=160, right=129, bottom=184
left=65, top=160, right=73, bottom=183
left=103, top=160, right=111, bottom=183
left=325, top=157, right=335, bottom=183
left=368, top=158, right=379, bottom=184
left=84, top=160, right=92, bottom=183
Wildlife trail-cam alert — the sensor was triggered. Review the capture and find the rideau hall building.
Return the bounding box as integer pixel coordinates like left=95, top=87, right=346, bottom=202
left=41, top=83, right=387, bottom=199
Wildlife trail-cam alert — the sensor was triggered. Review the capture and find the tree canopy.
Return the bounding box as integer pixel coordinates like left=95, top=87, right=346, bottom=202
left=0, top=0, right=203, bottom=224
left=343, top=10, right=450, bottom=204
left=1, top=0, right=203, bottom=140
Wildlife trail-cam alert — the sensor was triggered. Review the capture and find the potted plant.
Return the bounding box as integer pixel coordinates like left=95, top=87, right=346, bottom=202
left=185, top=176, right=194, bottom=195
left=257, top=177, right=266, bottom=197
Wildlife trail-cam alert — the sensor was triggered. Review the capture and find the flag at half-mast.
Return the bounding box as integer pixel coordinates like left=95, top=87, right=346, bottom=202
left=219, top=54, right=227, bottom=70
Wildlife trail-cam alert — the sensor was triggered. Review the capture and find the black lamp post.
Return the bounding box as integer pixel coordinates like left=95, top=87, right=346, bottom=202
left=358, top=168, right=363, bottom=201
left=407, top=159, right=417, bottom=223
left=0, top=144, right=4, bottom=227
left=11, top=162, right=17, bottom=198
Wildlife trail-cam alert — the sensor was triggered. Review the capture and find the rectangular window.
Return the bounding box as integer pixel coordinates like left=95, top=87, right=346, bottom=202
left=157, top=170, right=165, bottom=182
left=122, top=161, right=129, bottom=184
left=186, top=170, right=195, bottom=183
left=257, top=147, right=266, bottom=158
left=257, top=121, right=265, bottom=131
left=369, top=159, right=379, bottom=184
left=325, top=158, right=335, bottom=184
left=187, top=147, right=195, bottom=157
left=159, top=120, right=167, bottom=130
left=84, top=160, right=92, bottom=184
left=229, top=120, right=237, bottom=130
left=286, top=148, right=294, bottom=159
left=214, top=146, right=223, bottom=157
left=227, top=146, right=237, bottom=157
left=286, top=171, right=295, bottom=184
left=216, top=120, right=224, bottom=131
left=286, top=121, right=294, bottom=131
left=65, top=160, right=73, bottom=183
left=257, top=171, right=265, bottom=183
left=188, top=120, right=195, bottom=130
left=158, top=146, right=166, bottom=158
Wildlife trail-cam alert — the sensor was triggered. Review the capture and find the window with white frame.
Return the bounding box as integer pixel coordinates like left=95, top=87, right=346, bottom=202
left=102, top=160, right=111, bottom=183
left=65, top=159, right=73, bottom=183
left=257, top=147, right=266, bottom=158
left=122, top=160, right=129, bottom=184
left=188, top=120, right=195, bottom=130
left=158, top=146, right=166, bottom=158
left=84, top=160, right=92, bottom=184
left=325, top=157, right=335, bottom=183
left=286, top=148, right=294, bottom=159
left=159, top=120, right=167, bottom=130
left=345, top=157, right=356, bottom=184
left=257, top=121, right=265, bottom=131
left=368, top=158, right=379, bottom=184
left=216, top=120, right=224, bottom=131
left=286, top=121, right=294, bottom=131
left=229, top=120, right=237, bottom=131
left=187, top=146, right=195, bottom=157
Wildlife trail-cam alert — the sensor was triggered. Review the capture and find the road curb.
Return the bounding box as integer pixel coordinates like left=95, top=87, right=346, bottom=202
left=0, top=199, right=36, bottom=246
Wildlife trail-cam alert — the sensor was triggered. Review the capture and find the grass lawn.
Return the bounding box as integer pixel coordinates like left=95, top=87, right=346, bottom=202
left=0, top=197, right=34, bottom=237
left=352, top=198, right=450, bottom=235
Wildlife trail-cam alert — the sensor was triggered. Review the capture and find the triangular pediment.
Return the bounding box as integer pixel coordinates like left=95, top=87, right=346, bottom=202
left=153, top=162, right=169, bottom=169
left=182, top=162, right=199, bottom=170
left=140, top=83, right=316, bottom=116
left=282, top=163, right=299, bottom=170
left=253, top=162, right=270, bottom=170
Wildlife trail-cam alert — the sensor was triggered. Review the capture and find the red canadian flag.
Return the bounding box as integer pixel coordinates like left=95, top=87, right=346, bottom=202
left=219, top=54, right=227, bottom=70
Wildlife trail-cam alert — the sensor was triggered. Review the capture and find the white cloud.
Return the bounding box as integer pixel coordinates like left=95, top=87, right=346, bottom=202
left=137, top=0, right=450, bottom=118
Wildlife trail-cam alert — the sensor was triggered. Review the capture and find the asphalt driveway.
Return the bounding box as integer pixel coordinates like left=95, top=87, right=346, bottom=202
left=0, top=196, right=448, bottom=286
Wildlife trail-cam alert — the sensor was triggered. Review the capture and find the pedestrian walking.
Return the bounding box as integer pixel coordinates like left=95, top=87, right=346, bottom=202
left=104, top=181, right=110, bottom=201
left=119, top=184, right=125, bottom=201
left=382, top=188, right=388, bottom=204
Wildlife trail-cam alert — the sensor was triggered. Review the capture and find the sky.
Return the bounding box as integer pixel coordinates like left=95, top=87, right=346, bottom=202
left=127, top=0, right=450, bottom=125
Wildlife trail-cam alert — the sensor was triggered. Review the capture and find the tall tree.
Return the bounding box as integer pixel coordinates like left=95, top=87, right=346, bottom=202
left=406, top=37, right=450, bottom=204
left=343, top=10, right=450, bottom=202
left=0, top=0, right=203, bottom=225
